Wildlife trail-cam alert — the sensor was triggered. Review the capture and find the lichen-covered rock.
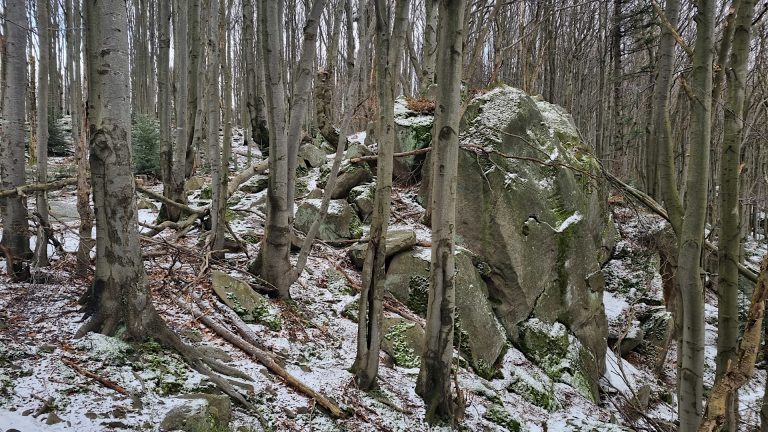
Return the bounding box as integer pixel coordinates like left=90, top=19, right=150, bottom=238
left=384, top=247, right=507, bottom=378
left=160, top=393, right=231, bottom=432
left=294, top=199, right=362, bottom=241
left=211, top=271, right=280, bottom=330
left=418, top=85, right=611, bottom=394
left=518, top=318, right=598, bottom=401
left=346, top=142, right=373, bottom=160
left=239, top=175, right=268, bottom=194
left=299, top=143, right=326, bottom=168
left=393, top=97, right=433, bottom=181
left=137, top=197, right=156, bottom=210
left=506, top=366, right=559, bottom=411
left=483, top=405, right=522, bottom=432
left=347, top=183, right=375, bottom=221
left=347, top=229, right=416, bottom=269
left=185, top=176, right=205, bottom=191
left=381, top=317, right=424, bottom=368
left=319, top=162, right=373, bottom=199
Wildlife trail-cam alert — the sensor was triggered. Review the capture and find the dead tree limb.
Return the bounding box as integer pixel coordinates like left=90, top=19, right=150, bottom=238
left=62, top=356, right=130, bottom=396
left=135, top=184, right=207, bottom=216
left=0, top=178, right=77, bottom=198
left=227, top=160, right=269, bottom=197
left=349, top=147, right=431, bottom=164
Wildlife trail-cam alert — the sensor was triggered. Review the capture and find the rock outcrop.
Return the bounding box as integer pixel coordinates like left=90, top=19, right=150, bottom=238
left=413, top=85, right=614, bottom=399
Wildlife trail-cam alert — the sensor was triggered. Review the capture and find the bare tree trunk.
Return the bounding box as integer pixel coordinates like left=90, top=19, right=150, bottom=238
left=67, top=0, right=94, bottom=276
left=416, top=0, right=464, bottom=424
left=158, top=0, right=173, bottom=211
left=207, top=0, right=225, bottom=256
left=0, top=0, right=32, bottom=280
left=258, top=0, right=293, bottom=298
left=715, top=1, right=755, bottom=430
left=27, top=54, right=38, bottom=167
left=678, top=0, right=714, bottom=429
left=352, top=0, right=410, bottom=391
left=419, top=0, right=438, bottom=95
left=78, top=0, right=167, bottom=339
left=166, top=0, right=190, bottom=222
left=35, top=0, right=52, bottom=268
left=185, top=0, right=203, bottom=177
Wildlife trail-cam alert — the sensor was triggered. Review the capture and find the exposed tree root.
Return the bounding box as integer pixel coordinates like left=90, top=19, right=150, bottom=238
left=178, top=295, right=347, bottom=418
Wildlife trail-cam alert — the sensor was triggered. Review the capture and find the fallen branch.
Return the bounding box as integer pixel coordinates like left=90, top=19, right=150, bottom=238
left=604, top=171, right=758, bottom=284
left=227, top=160, right=269, bottom=197
left=349, top=147, right=431, bottom=164
left=135, top=184, right=207, bottom=216
left=179, top=297, right=347, bottom=418
left=0, top=178, right=77, bottom=198
left=61, top=356, right=130, bottom=396
left=699, top=256, right=768, bottom=432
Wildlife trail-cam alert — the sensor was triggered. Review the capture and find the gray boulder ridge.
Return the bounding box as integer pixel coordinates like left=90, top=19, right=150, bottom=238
left=411, top=85, right=615, bottom=400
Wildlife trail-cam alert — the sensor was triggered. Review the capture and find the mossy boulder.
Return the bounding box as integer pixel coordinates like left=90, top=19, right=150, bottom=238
left=211, top=271, right=280, bottom=329
left=160, top=393, right=231, bottom=432
left=384, top=247, right=507, bottom=378
left=506, top=366, right=559, bottom=411
left=239, top=175, right=268, bottom=194
left=418, top=85, right=611, bottom=394
left=347, top=229, right=417, bottom=269
left=347, top=182, right=376, bottom=221
left=393, top=97, right=433, bottom=181
left=346, top=142, right=373, bottom=160
left=483, top=405, right=522, bottom=432
left=294, top=199, right=363, bottom=241
left=381, top=316, right=424, bottom=368
left=319, top=162, right=373, bottom=199
left=518, top=318, right=598, bottom=401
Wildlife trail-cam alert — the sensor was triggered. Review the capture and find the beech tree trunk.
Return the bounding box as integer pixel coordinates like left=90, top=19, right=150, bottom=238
left=352, top=0, right=410, bottom=391
left=78, top=0, right=169, bottom=340
left=35, top=0, right=51, bottom=268
left=207, top=0, right=225, bottom=256
left=715, top=0, right=755, bottom=430
left=0, top=0, right=32, bottom=280
left=678, top=0, right=714, bottom=429
left=158, top=0, right=173, bottom=216
left=166, top=0, right=190, bottom=222
left=258, top=0, right=293, bottom=298
left=416, top=0, right=464, bottom=424
left=419, top=0, right=438, bottom=95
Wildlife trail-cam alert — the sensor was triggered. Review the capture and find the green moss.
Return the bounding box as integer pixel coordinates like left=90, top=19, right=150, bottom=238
left=135, top=340, right=189, bottom=396
left=406, top=275, right=429, bottom=316
left=507, top=370, right=558, bottom=411
left=349, top=216, right=363, bottom=239
left=384, top=321, right=420, bottom=368
left=226, top=292, right=281, bottom=331
left=484, top=406, right=521, bottom=432
left=341, top=299, right=359, bottom=322
left=200, top=185, right=212, bottom=200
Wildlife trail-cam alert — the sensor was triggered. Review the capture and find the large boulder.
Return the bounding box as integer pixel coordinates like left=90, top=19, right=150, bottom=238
left=347, top=183, right=376, bottom=221
left=211, top=271, right=280, bottom=330
left=381, top=316, right=425, bottom=368
left=383, top=247, right=508, bottom=378
left=347, top=229, right=417, bottom=269
left=319, top=162, right=373, bottom=199
left=299, top=143, right=326, bottom=168
left=417, top=86, right=613, bottom=394
left=294, top=199, right=363, bottom=241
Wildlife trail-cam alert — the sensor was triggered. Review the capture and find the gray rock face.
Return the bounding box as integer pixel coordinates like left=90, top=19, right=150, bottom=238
left=347, top=229, right=417, bottom=269
left=383, top=247, right=508, bottom=378
left=294, top=199, right=362, bottom=241
left=347, top=183, right=376, bottom=221
left=418, top=85, right=613, bottom=396
left=160, top=393, right=231, bottom=432
left=299, top=143, right=326, bottom=168
left=320, top=162, right=373, bottom=199
left=393, top=97, right=433, bottom=181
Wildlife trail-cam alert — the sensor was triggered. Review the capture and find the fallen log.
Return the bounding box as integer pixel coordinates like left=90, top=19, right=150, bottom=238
left=0, top=178, right=77, bottom=198
left=227, top=160, right=268, bottom=197
left=135, top=184, right=207, bottom=216
left=349, top=147, right=431, bottom=164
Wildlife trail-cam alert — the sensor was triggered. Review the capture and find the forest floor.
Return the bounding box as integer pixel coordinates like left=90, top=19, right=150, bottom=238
left=0, top=134, right=766, bottom=431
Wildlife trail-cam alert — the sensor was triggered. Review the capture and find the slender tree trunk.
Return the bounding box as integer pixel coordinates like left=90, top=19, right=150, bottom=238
left=678, top=0, right=715, bottom=429
left=67, top=0, right=94, bottom=276
left=419, top=0, right=438, bottom=95
left=352, top=0, right=410, bottom=391
left=28, top=54, right=38, bottom=167
left=35, top=0, right=51, bottom=267
left=166, top=0, right=190, bottom=222
left=715, top=0, right=755, bottom=430
left=0, top=0, right=32, bottom=280
left=207, top=0, right=225, bottom=256
left=185, top=0, right=202, bottom=177
left=158, top=0, right=172, bottom=209
left=416, top=0, right=464, bottom=424
left=258, top=0, right=293, bottom=298
left=285, top=0, right=325, bottom=219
